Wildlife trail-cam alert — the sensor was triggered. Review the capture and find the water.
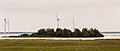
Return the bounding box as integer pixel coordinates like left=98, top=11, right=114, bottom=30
left=0, top=32, right=34, bottom=38
left=0, top=32, right=34, bottom=34
left=101, top=32, right=120, bottom=37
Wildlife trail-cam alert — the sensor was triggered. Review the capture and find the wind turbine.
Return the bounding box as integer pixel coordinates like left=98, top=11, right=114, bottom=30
left=4, top=18, right=7, bottom=33
left=71, top=17, right=75, bottom=32
left=4, top=18, right=10, bottom=34
left=56, top=14, right=60, bottom=28
left=7, top=18, right=10, bottom=34
left=73, top=17, right=75, bottom=31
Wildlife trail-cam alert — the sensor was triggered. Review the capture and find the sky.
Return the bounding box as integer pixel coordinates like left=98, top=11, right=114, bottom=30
left=0, top=0, right=120, bottom=32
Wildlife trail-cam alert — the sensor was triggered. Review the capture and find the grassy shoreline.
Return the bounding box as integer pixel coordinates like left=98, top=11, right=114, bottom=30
left=0, top=40, right=120, bottom=51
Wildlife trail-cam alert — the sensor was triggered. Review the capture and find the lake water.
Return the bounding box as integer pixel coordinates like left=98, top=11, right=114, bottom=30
left=102, top=32, right=120, bottom=37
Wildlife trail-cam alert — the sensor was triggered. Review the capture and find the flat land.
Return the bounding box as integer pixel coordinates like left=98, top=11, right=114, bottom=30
left=0, top=40, right=120, bottom=51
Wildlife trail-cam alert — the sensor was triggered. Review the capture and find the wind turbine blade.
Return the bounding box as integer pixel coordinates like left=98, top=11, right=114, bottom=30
left=56, top=13, right=60, bottom=20
left=56, top=14, right=58, bottom=19
left=56, top=13, right=60, bottom=28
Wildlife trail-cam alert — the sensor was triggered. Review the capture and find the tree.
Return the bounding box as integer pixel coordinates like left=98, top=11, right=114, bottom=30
left=55, top=28, right=63, bottom=37
left=62, top=28, right=72, bottom=37
left=30, top=33, right=40, bottom=37
left=21, top=34, right=29, bottom=37
left=73, top=28, right=82, bottom=37
left=82, top=28, right=89, bottom=37
left=38, top=29, right=47, bottom=36
left=89, top=28, right=96, bottom=37
left=66, top=29, right=72, bottom=37
left=93, top=28, right=104, bottom=37
left=46, top=28, right=55, bottom=37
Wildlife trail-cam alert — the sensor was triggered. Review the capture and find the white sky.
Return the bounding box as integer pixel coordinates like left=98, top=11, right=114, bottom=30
left=0, top=0, right=120, bottom=32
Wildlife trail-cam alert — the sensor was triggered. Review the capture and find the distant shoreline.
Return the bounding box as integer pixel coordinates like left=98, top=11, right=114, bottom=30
left=0, top=35, right=120, bottom=40
left=0, top=31, right=120, bottom=40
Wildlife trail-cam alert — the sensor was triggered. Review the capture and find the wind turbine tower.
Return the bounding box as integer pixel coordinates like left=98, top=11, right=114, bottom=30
left=72, top=17, right=75, bottom=31
left=56, top=14, right=60, bottom=28
left=7, top=19, right=10, bottom=34
left=4, top=19, right=7, bottom=33
left=4, top=18, right=10, bottom=34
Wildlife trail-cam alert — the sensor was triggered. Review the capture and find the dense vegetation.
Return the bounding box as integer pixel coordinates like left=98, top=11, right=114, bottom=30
left=20, top=28, right=104, bottom=37
left=0, top=40, right=120, bottom=51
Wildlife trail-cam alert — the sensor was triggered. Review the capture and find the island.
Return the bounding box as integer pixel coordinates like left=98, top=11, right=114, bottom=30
left=19, top=28, right=104, bottom=37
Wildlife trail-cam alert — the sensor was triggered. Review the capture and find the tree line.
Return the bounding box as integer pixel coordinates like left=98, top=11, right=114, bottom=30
left=20, top=28, right=104, bottom=37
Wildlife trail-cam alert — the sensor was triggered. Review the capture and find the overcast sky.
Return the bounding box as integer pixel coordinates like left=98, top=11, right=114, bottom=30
left=0, top=0, right=120, bottom=32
